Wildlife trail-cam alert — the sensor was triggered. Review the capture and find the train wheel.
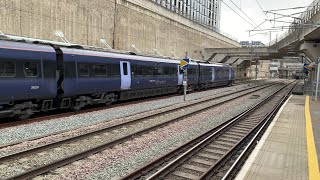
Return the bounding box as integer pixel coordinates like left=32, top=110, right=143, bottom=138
left=14, top=108, right=34, bottom=120
left=14, top=114, right=32, bottom=120
left=70, top=105, right=82, bottom=111
left=105, top=101, right=112, bottom=106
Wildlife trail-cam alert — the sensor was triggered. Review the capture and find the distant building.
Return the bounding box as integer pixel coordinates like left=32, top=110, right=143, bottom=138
left=152, top=0, right=221, bottom=30
left=240, top=41, right=266, bottom=47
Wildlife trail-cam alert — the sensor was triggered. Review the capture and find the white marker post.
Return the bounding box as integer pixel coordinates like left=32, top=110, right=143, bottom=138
left=181, top=52, right=189, bottom=101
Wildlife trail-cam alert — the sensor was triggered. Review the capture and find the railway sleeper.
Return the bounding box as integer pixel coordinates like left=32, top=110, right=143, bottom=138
left=216, top=137, right=240, bottom=143
left=197, top=153, right=221, bottom=160
left=237, top=122, right=259, bottom=126
left=230, top=127, right=251, bottom=132
left=224, top=131, right=246, bottom=137
left=219, top=134, right=242, bottom=141
left=202, top=148, right=224, bottom=154
left=212, top=142, right=236, bottom=149
left=171, top=170, right=200, bottom=180
left=190, top=158, right=215, bottom=166
left=208, top=144, right=231, bottom=151
left=182, top=164, right=207, bottom=173
left=233, top=125, right=254, bottom=130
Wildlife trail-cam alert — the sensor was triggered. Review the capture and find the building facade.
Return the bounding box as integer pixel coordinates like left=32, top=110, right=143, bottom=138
left=152, top=0, right=221, bottom=29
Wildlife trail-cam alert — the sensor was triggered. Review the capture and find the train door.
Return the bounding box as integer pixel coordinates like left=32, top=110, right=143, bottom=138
left=120, top=61, right=131, bottom=90
left=178, top=65, right=183, bottom=85
left=229, top=68, right=232, bottom=80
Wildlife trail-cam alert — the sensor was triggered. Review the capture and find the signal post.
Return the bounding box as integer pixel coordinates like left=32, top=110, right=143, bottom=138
left=180, top=52, right=189, bottom=101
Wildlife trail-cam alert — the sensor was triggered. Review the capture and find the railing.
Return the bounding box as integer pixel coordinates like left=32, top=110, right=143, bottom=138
left=269, top=0, right=320, bottom=46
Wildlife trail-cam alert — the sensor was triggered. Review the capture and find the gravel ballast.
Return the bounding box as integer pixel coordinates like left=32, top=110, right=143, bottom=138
left=0, top=82, right=268, bottom=146
left=0, top=84, right=277, bottom=179
left=36, top=84, right=284, bottom=180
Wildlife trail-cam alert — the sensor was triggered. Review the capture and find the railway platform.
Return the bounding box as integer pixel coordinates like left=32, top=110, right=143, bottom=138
left=235, top=95, right=320, bottom=180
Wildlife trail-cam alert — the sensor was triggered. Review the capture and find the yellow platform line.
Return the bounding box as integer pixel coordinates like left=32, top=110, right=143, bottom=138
left=305, top=96, right=320, bottom=180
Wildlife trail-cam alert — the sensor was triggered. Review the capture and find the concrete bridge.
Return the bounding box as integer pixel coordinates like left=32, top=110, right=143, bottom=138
left=205, top=0, right=320, bottom=65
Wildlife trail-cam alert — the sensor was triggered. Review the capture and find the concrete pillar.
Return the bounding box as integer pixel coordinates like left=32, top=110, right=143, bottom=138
left=300, top=42, right=320, bottom=62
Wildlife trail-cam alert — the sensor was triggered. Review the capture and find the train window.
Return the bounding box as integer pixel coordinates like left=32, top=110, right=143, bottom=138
left=144, top=66, right=154, bottom=76
left=107, top=64, right=120, bottom=77
left=154, top=67, right=161, bottom=76
left=94, top=64, right=107, bottom=76
left=24, top=62, right=38, bottom=77
left=0, top=61, right=15, bottom=77
left=123, top=63, right=128, bottom=75
left=188, top=68, right=196, bottom=75
left=133, top=65, right=143, bottom=76
left=79, top=64, right=90, bottom=77
left=162, top=66, right=175, bottom=76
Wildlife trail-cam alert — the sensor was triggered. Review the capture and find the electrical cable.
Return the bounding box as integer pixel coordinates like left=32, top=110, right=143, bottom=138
left=221, top=0, right=256, bottom=28
left=228, top=0, right=258, bottom=27
left=255, top=0, right=273, bottom=26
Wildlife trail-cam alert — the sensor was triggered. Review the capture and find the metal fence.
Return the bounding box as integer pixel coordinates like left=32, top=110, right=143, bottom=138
left=269, top=0, right=320, bottom=46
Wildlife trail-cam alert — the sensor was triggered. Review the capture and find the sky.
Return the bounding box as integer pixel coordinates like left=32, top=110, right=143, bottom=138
left=220, top=0, right=314, bottom=44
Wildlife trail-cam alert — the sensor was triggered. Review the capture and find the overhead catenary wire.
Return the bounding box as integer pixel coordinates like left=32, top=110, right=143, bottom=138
left=221, top=0, right=256, bottom=28
left=255, top=0, right=273, bottom=26
left=225, top=0, right=271, bottom=38
left=228, top=0, right=259, bottom=27
left=249, top=7, right=315, bottom=33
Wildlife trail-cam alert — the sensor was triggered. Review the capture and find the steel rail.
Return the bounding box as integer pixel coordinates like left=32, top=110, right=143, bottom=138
left=122, top=81, right=295, bottom=180
left=4, top=83, right=277, bottom=180
left=0, top=83, right=272, bottom=163
left=220, top=83, right=295, bottom=180
left=146, top=83, right=292, bottom=180
left=199, top=83, right=295, bottom=179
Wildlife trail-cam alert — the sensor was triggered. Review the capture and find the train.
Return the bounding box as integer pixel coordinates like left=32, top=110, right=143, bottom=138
left=0, top=38, right=235, bottom=119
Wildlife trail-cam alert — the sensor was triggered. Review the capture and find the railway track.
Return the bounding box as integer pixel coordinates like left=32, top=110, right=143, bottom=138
left=0, top=80, right=261, bottom=129
left=0, top=82, right=279, bottom=179
left=122, top=81, right=295, bottom=180
left=0, top=81, right=272, bottom=150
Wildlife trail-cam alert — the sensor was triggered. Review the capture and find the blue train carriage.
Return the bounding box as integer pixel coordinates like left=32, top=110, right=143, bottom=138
left=211, top=63, right=234, bottom=86
left=198, top=63, right=234, bottom=88
left=0, top=40, right=57, bottom=119
left=60, top=48, right=122, bottom=111
left=122, top=55, right=181, bottom=100
left=60, top=48, right=181, bottom=110
left=184, top=61, right=200, bottom=91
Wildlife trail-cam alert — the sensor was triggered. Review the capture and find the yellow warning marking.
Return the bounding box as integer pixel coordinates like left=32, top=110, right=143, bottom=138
left=180, top=60, right=188, bottom=67
left=305, top=96, right=320, bottom=180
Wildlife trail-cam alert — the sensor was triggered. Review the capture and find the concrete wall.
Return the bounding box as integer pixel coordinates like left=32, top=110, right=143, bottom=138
left=0, top=0, right=239, bottom=59
left=246, top=60, right=270, bottom=79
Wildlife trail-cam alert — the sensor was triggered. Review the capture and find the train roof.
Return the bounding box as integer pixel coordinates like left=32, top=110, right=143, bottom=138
left=0, top=35, right=56, bottom=53
left=198, top=62, right=231, bottom=67
left=61, top=47, right=181, bottom=64
left=0, top=34, right=231, bottom=67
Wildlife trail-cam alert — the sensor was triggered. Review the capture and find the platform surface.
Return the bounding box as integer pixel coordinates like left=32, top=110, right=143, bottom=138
left=236, top=95, right=317, bottom=180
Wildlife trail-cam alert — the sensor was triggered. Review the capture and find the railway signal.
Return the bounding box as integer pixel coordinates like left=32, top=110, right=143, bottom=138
left=181, top=52, right=189, bottom=101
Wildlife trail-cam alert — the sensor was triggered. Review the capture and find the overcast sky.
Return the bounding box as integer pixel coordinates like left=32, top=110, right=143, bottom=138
left=220, top=0, right=314, bottom=44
